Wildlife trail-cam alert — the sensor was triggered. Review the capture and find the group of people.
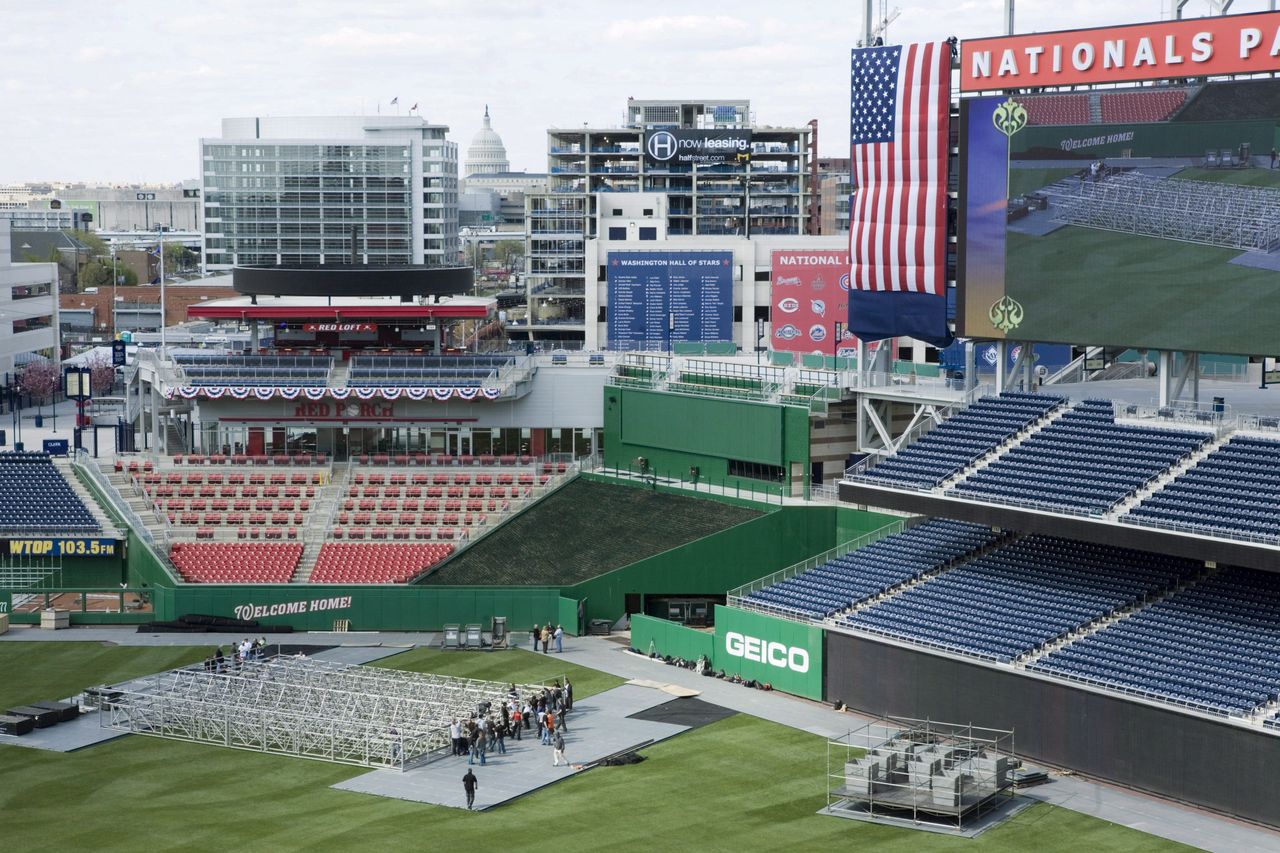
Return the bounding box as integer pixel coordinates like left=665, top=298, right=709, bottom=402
left=202, top=637, right=269, bottom=673
left=530, top=623, right=564, bottom=654
left=457, top=679, right=574, bottom=809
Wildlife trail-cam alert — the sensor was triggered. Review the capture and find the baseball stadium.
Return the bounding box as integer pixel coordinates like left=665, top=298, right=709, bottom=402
left=4, top=7, right=1280, bottom=853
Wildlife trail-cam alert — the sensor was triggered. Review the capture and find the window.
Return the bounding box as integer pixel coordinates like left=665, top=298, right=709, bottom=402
left=607, top=227, right=626, bottom=240
left=728, top=460, right=784, bottom=483
left=642, top=208, right=654, bottom=216
left=755, top=270, right=770, bottom=281
left=597, top=306, right=607, bottom=322
left=733, top=306, right=742, bottom=322
left=638, top=227, right=657, bottom=241
left=611, top=208, right=622, bottom=216
left=754, top=305, right=770, bottom=322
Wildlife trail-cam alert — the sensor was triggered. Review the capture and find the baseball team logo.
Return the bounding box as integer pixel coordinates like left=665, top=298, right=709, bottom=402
left=775, top=324, right=801, bottom=341
left=810, top=299, right=826, bottom=318
left=808, top=325, right=827, bottom=342
left=778, top=298, right=800, bottom=314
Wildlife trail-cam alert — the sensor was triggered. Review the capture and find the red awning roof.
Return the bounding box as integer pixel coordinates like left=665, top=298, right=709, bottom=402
left=186, top=304, right=491, bottom=321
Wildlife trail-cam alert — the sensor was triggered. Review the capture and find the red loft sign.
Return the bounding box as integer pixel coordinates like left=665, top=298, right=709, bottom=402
left=302, top=322, right=377, bottom=333
left=961, top=11, right=1280, bottom=91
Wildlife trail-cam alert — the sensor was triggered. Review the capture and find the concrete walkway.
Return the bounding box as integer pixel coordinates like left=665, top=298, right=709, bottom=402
left=333, top=683, right=686, bottom=810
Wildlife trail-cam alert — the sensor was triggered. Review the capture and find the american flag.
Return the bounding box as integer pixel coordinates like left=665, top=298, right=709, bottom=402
left=849, top=42, right=950, bottom=295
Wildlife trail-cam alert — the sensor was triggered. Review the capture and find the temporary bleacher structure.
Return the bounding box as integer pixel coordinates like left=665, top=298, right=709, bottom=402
left=101, top=655, right=547, bottom=770
left=0, top=452, right=99, bottom=532
left=1051, top=171, right=1280, bottom=252
left=742, top=520, right=1002, bottom=619
left=1122, top=435, right=1280, bottom=541
left=857, top=393, right=1065, bottom=489
left=840, top=536, right=1200, bottom=663
left=951, top=400, right=1211, bottom=513
left=1031, top=566, right=1280, bottom=717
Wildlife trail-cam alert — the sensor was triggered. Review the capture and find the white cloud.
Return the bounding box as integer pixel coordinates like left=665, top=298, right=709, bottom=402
left=76, top=46, right=122, bottom=62
left=305, top=26, right=428, bottom=52
left=605, top=15, right=749, bottom=41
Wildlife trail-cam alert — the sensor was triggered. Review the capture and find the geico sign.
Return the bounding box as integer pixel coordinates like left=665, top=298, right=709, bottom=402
left=724, top=631, right=810, bottom=673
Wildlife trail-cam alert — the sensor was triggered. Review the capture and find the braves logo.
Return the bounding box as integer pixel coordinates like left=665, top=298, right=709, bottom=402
left=775, top=276, right=801, bottom=287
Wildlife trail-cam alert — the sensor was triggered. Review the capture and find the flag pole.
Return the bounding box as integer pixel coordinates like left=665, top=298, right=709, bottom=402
left=158, top=226, right=166, bottom=356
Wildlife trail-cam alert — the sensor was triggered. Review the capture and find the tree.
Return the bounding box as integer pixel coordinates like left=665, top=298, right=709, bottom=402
left=19, top=359, right=59, bottom=420
left=163, top=242, right=193, bottom=272
left=76, top=230, right=109, bottom=259
left=80, top=260, right=137, bottom=289
left=494, top=240, right=522, bottom=270
left=85, top=352, right=117, bottom=397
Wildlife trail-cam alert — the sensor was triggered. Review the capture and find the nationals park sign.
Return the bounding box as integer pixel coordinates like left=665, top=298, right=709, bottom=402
left=962, top=11, right=1280, bottom=91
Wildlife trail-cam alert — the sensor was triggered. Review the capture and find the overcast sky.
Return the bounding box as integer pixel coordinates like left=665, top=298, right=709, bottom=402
left=1, top=0, right=1272, bottom=184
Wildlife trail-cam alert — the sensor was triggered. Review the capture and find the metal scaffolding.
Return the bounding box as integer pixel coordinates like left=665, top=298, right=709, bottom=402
left=1052, top=172, right=1280, bottom=252
left=100, top=656, right=547, bottom=770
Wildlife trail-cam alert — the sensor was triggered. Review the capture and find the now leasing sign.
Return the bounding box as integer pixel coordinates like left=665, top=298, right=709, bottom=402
left=713, top=605, right=823, bottom=699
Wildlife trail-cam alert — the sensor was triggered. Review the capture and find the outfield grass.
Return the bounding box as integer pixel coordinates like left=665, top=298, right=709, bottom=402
left=0, top=644, right=1196, bottom=852
left=369, top=647, right=625, bottom=699
left=1172, top=167, right=1280, bottom=188
left=0, top=642, right=208, bottom=708
left=1004, top=225, right=1274, bottom=354
left=1008, top=167, right=1080, bottom=198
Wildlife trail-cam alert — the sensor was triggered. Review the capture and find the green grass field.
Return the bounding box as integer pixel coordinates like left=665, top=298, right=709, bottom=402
left=0, top=644, right=1197, bottom=852
left=1004, top=225, right=1275, bottom=354
left=1172, top=167, right=1280, bottom=188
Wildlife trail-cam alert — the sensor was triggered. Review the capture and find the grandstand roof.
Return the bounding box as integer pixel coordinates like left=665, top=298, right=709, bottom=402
left=186, top=294, right=496, bottom=322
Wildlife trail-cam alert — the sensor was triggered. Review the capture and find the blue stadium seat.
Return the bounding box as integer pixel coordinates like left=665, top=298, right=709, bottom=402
left=0, top=452, right=99, bottom=532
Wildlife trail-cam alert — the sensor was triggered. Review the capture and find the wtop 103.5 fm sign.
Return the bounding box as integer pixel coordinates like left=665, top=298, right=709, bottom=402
left=713, top=604, right=824, bottom=699
left=644, top=129, right=752, bottom=167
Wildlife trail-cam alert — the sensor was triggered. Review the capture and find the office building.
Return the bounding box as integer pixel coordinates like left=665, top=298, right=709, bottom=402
left=0, top=220, right=60, bottom=379
left=520, top=98, right=814, bottom=343
left=200, top=116, right=459, bottom=271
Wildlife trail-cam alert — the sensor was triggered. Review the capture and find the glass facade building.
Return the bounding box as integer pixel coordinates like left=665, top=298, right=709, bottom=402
left=201, top=116, right=458, bottom=271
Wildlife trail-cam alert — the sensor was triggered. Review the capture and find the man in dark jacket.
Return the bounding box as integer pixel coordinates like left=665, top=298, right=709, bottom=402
left=462, top=769, right=478, bottom=809
left=552, top=730, right=567, bottom=766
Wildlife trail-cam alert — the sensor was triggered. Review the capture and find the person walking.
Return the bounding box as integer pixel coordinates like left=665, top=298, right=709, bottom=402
left=552, top=730, right=567, bottom=767
left=476, top=727, right=488, bottom=766
left=511, top=707, right=522, bottom=741
left=1271, top=147, right=1278, bottom=169
left=543, top=710, right=556, bottom=746
left=554, top=624, right=564, bottom=653
left=564, top=677, right=573, bottom=711
left=462, top=769, right=478, bottom=810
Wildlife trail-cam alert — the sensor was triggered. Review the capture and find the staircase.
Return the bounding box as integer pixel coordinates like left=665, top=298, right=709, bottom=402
left=1017, top=565, right=1219, bottom=667
left=1108, top=432, right=1231, bottom=520
left=288, top=462, right=347, bottom=582
left=327, top=361, right=351, bottom=388
left=56, top=457, right=117, bottom=533
left=163, top=422, right=188, bottom=455
left=1087, top=92, right=1103, bottom=123
left=831, top=531, right=1025, bottom=621
left=938, top=402, right=1074, bottom=492
left=104, top=464, right=169, bottom=544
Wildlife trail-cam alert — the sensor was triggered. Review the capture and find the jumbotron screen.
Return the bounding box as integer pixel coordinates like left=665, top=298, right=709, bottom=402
left=958, top=77, right=1280, bottom=356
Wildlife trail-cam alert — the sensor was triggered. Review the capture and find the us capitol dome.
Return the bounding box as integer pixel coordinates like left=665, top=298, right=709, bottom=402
left=463, top=105, right=510, bottom=177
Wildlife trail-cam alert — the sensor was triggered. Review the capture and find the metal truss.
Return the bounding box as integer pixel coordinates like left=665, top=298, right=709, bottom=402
left=101, top=656, right=547, bottom=770
left=1052, top=172, right=1280, bottom=252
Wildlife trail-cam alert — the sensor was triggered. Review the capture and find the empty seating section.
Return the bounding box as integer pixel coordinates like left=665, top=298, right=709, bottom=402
left=175, top=354, right=331, bottom=386
left=859, top=393, right=1062, bottom=488
left=1099, top=89, right=1187, bottom=123
left=951, top=400, right=1210, bottom=512
left=1022, top=94, right=1089, bottom=125
left=841, top=536, right=1200, bottom=663
left=0, top=452, right=98, bottom=532
left=348, top=355, right=514, bottom=388
left=744, top=520, right=1000, bottom=619
left=135, top=468, right=324, bottom=540
left=310, top=543, right=454, bottom=583
left=169, top=543, right=302, bottom=583
left=1124, top=436, right=1280, bottom=541
left=1031, top=567, right=1280, bottom=716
